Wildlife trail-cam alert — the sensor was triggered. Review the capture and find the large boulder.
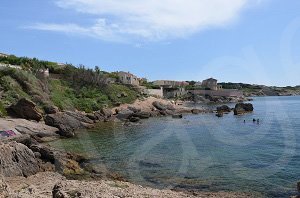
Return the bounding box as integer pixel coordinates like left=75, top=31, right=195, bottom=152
left=44, top=112, right=93, bottom=137
left=44, top=105, right=59, bottom=114
left=8, top=98, right=43, bottom=121
left=0, top=142, right=39, bottom=177
left=116, top=109, right=134, bottom=120
left=234, top=103, right=254, bottom=115
left=133, top=111, right=151, bottom=119
left=216, top=105, right=231, bottom=113
left=127, top=106, right=141, bottom=113
left=152, top=101, right=167, bottom=111
left=100, top=108, right=113, bottom=118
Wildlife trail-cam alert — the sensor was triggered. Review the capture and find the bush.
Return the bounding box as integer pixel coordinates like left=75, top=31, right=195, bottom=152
left=104, top=84, right=138, bottom=105
left=0, top=101, right=7, bottom=117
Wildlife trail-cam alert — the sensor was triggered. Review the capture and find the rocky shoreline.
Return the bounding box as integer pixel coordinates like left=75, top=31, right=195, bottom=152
left=0, top=97, right=261, bottom=197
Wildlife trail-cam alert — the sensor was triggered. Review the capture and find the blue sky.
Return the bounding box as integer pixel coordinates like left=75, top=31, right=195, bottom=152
left=1, top=0, right=300, bottom=86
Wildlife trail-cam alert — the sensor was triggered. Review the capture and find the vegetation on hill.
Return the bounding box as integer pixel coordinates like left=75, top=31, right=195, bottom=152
left=0, top=55, right=138, bottom=116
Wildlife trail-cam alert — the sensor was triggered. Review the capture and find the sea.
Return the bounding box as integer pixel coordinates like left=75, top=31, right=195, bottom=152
left=50, top=96, right=300, bottom=197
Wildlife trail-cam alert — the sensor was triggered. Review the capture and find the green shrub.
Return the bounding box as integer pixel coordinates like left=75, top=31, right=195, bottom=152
left=104, top=84, right=137, bottom=105
left=0, top=101, right=7, bottom=117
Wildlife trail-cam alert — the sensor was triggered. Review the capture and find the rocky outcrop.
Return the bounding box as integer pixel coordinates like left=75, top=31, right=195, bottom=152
left=133, top=111, right=151, bottom=119
left=234, top=103, right=254, bottom=115
left=0, top=118, right=59, bottom=139
left=44, top=112, right=93, bottom=137
left=152, top=101, right=167, bottom=111
left=216, top=105, right=231, bottom=113
left=116, top=109, right=134, bottom=120
left=0, top=142, right=39, bottom=177
left=8, top=98, right=43, bottom=121
left=100, top=108, right=113, bottom=118
left=5, top=172, right=258, bottom=198
left=44, top=105, right=59, bottom=114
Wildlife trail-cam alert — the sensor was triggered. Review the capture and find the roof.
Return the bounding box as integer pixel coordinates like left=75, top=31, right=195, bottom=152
left=203, top=78, right=218, bottom=81
left=117, top=71, right=138, bottom=78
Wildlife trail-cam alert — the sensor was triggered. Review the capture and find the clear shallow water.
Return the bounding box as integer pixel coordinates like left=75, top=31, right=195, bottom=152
left=50, top=96, right=300, bottom=197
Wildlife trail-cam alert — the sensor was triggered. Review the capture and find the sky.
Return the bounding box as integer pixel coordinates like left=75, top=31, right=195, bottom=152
left=1, top=0, right=300, bottom=86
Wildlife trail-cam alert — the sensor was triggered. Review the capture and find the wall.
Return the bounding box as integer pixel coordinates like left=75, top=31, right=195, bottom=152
left=146, top=88, right=163, bottom=97
left=189, top=89, right=243, bottom=97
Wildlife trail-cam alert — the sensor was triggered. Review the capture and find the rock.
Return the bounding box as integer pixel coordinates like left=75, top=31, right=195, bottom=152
left=191, top=109, right=201, bottom=114
left=217, top=105, right=231, bottom=113
left=52, top=183, right=68, bottom=198
left=234, top=103, right=254, bottom=115
left=166, top=105, right=176, bottom=111
left=150, top=110, right=161, bottom=117
left=86, top=113, right=97, bottom=121
left=127, top=106, right=141, bottom=113
left=8, top=98, right=43, bottom=121
left=159, top=110, right=168, bottom=116
left=297, top=181, right=300, bottom=192
left=45, top=113, right=83, bottom=137
left=216, top=112, right=223, bottom=117
left=44, top=112, right=90, bottom=137
left=94, top=111, right=105, bottom=121
left=0, top=178, right=11, bottom=197
left=129, top=117, right=140, bottom=122
left=133, top=111, right=151, bottom=119
left=165, top=110, right=175, bottom=115
left=116, top=109, right=134, bottom=120
left=0, top=142, right=39, bottom=177
left=64, top=111, right=94, bottom=124
left=100, top=108, right=113, bottom=118
left=44, top=105, right=59, bottom=114
left=152, top=101, right=167, bottom=111
left=172, top=114, right=183, bottom=119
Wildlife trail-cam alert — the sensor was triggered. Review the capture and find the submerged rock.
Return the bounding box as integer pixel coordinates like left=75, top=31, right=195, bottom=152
left=8, top=98, right=43, bottom=121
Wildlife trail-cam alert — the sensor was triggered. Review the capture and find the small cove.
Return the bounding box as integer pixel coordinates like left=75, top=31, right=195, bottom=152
left=50, top=96, right=300, bottom=197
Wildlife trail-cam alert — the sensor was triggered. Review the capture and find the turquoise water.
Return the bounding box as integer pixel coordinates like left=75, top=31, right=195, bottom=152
left=51, top=96, right=300, bottom=197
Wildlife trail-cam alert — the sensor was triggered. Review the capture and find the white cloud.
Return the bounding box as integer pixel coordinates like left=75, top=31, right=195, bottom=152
left=29, top=0, right=263, bottom=42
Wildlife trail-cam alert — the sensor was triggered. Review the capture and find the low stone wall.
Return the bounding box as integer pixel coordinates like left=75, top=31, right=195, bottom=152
left=189, top=89, right=243, bottom=97
left=146, top=88, right=163, bottom=97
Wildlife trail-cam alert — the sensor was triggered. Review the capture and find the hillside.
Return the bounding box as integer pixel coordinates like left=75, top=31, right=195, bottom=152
left=0, top=55, right=138, bottom=117
left=218, top=82, right=300, bottom=97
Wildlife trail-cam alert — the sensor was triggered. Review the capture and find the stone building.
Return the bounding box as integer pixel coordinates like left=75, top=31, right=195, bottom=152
left=201, top=78, right=222, bottom=91
left=117, top=71, right=139, bottom=86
